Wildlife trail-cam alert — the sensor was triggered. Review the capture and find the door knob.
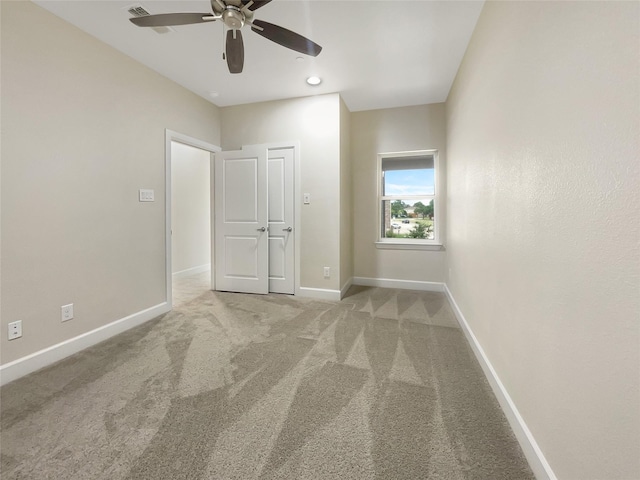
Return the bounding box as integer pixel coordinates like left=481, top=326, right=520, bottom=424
left=282, top=227, right=293, bottom=232
left=257, top=227, right=266, bottom=232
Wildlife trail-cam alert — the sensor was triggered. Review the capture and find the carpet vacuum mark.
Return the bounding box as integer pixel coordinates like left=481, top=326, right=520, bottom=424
left=1, top=286, right=534, bottom=479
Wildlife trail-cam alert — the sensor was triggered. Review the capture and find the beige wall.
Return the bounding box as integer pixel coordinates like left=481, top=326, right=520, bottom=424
left=171, top=142, right=211, bottom=275
left=5, top=5, right=638, bottom=476
left=220, top=94, right=342, bottom=291
left=351, top=104, right=447, bottom=282
left=339, top=97, right=353, bottom=289
left=1, top=1, right=221, bottom=364
left=446, top=2, right=640, bottom=479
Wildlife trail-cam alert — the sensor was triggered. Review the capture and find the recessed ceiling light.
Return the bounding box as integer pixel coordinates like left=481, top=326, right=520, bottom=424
left=296, top=56, right=305, bottom=63
left=306, top=76, right=322, bottom=86
left=209, top=91, right=219, bottom=98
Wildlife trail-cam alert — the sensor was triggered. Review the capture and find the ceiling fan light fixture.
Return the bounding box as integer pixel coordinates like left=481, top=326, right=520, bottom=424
left=306, top=76, right=322, bottom=86
left=222, top=6, right=244, bottom=29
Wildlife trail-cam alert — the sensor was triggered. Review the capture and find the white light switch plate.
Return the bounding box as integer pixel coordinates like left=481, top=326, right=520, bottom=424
left=139, top=189, right=155, bottom=202
left=303, top=193, right=311, bottom=204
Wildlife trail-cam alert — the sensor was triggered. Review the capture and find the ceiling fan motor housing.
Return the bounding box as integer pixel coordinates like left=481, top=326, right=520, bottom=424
left=223, top=6, right=244, bottom=29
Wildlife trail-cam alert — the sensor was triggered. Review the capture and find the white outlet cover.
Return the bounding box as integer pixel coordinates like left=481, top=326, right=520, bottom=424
left=61, top=304, right=74, bottom=322
left=8, top=320, right=22, bottom=340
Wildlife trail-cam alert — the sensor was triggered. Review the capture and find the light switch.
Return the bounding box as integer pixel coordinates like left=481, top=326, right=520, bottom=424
left=303, top=193, right=311, bottom=204
left=139, top=189, right=155, bottom=202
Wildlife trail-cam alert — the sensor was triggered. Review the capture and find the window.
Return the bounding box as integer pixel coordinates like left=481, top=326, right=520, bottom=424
left=377, top=150, right=440, bottom=247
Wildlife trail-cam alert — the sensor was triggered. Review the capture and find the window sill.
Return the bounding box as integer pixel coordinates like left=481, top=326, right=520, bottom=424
left=375, top=242, right=445, bottom=251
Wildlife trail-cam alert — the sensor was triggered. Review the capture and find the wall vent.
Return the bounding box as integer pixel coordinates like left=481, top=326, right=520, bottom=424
left=127, top=5, right=174, bottom=34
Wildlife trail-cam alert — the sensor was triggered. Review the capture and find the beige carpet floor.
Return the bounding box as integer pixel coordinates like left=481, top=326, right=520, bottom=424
left=1, top=277, right=534, bottom=479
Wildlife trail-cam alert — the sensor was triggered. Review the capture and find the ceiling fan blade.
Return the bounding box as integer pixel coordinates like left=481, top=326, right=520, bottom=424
left=130, top=13, right=216, bottom=27
left=226, top=29, right=245, bottom=74
left=241, top=0, right=273, bottom=12
left=251, top=20, right=322, bottom=57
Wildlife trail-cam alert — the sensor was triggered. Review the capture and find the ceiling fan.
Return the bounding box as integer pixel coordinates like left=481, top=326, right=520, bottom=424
left=129, top=0, right=322, bottom=74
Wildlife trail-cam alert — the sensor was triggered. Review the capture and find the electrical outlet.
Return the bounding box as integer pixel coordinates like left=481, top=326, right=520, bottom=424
left=323, top=267, right=330, bottom=278
left=61, top=303, right=74, bottom=322
left=8, top=321, right=22, bottom=340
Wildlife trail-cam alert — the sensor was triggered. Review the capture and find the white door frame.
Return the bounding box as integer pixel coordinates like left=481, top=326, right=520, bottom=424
left=165, top=129, right=221, bottom=309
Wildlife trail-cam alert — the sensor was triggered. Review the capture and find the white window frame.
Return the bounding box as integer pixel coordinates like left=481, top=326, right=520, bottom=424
left=375, top=149, right=442, bottom=250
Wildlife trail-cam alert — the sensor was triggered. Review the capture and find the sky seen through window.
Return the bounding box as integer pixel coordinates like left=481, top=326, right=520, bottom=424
left=384, top=169, right=434, bottom=202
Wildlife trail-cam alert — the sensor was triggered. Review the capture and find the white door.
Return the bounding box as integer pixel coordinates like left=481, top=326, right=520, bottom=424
left=268, top=148, right=295, bottom=294
left=214, top=146, right=269, bottom=294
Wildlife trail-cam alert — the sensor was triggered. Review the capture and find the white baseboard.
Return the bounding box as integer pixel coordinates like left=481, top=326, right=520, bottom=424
left=0, top=302, right=170, bottom=386
left=340, top=277, right=353, bottom=299
left=352, top=276, right=445, bottom=292
left=172, top=264, right=210, bottom=279
left=297, top=287, right=342, bottom=302
left=443, top=284, right=557, bottom=480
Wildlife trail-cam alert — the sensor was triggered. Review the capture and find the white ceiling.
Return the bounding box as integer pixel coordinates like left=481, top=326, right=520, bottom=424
left=34, top=0, right=484, bottom=112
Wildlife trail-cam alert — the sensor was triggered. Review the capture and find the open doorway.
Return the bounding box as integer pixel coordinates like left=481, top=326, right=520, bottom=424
left=171, top=141, right=211, bottom=306
left=165, top=130, right=220, bottom=309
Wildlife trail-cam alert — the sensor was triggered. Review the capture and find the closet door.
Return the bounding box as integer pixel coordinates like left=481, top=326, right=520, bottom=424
left=214, top=145, right=268, bottom=294
left=268, top=148, right=295, bottom=294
